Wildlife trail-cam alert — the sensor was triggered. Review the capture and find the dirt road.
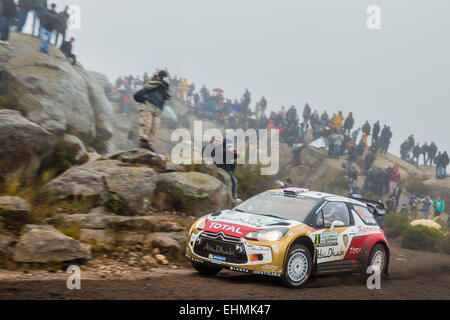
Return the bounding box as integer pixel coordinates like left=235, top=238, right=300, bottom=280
left=0, top=242, right=449, bottom=300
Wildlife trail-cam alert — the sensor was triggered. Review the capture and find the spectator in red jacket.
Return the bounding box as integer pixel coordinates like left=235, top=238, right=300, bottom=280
left=389, top=165, right=401, bottom=193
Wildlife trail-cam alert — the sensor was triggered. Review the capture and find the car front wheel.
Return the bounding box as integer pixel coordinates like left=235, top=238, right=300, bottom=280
left=281, top=244, right=312, bottom=288
left=191, top=261, right=223, bottom=276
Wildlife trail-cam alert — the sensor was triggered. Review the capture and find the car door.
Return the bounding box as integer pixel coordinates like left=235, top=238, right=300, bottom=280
left=311, top=201, right=356, bottom=264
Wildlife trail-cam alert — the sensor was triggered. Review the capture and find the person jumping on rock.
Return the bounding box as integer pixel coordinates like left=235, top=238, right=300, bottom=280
left=138, top=70, right=171, bottom=152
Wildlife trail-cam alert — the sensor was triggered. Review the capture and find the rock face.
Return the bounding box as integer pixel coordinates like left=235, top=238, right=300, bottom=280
left=0, top=109, right=55, bottom=178
left=107, top=149, right=162, bottom=167
left=12, top=225, right=90, bottom=263
left=44, top=160, right=121, bottom=200
left=0, top=196, right=30, bottom=230
left=156, top=171, right=231, bottom=215
left=60, top=134, right=89, bottom=164
left=102, top=166, right=157, bottom=215
left=0, top=33, right=114, bottom=147
left=44, top=159, right=157, bottom=215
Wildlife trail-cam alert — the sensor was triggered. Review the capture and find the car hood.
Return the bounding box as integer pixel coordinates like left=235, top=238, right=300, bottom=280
left=203, top=209, right=302, bottom=238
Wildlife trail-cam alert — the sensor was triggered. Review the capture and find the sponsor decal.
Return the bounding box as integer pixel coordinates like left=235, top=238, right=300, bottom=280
left=362, top=227, right=380, bottom=233
left=204, top=242, right=235, bottom=256
left=229, top=267, right=281, bottom=277
left=315, top=232, right=339, bottom=247
left=203, top=220, right=261, bottom=237
left=230, top=267, right=250, bottom=273
left=343, top=234, right=349, bottom=247
left=209, top=254, right=226, bottom=263
left=316, top=247, right=345, bottom=259
left=349, top=247, right=361, bottom=255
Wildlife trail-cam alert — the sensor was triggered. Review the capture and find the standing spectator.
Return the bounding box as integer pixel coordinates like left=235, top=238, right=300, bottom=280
left=32, top=0, right=47, bottom=37
left=333, top=111, right=344, bottom=130
left=421, top=142, right=429, bottom=166
left=409, top=193, right=419, bottom=219
left=372, top=120, right=380, bottom=145
left=437, top=151, right=449, bottom=178
left=343, top=112, right=354, bottom=135
left=138, top=70, right=171, bottom=152
left=389, top=165, right=401, bottom=193
left=362, top=121, right=371, bottom=138
left=60, top=37, right=76, bottom=65
left=38, top=3, right=60, bottom=54
left=213, top=139, right=241, bottom=203
left=333, top=131, right=344, bottom=159
left=364, top=150, right=375, bottom=172
left=17, top=0, right=34, bottom=32
left=302, top=103, right=311, bottom=121
left=427, top=142, right=438, bottom=166
left=412, top=143, right=421, bottom=165
left=320, top=111, right=329, bottom=124
left=260, top=96, right=267, bottom=118
left=407, top=134, right=415, bottom=153
left=417, top=195, right=433, bottom=219
left=0, top=0, right=17, bottom=46
left=55, top=5, right=69, bottom=46
left=432, top=197, right=445, bottom=217
left=299, top=119, right=309, bottom=144
left=286, top=105, right=298, bottom=126
left=393, top=183, right=402, bottom=212
left=120, top=91, right=131, bottom=115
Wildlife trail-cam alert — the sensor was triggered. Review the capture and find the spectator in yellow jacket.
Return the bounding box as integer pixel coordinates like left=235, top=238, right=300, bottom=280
left=333, top=111, right=345, bottom=130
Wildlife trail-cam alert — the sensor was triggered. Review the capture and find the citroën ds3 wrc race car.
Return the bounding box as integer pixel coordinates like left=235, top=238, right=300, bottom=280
left=185, top=188, right=389, bottom=288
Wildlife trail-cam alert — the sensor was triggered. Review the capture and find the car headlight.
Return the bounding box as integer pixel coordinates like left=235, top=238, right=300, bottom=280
left=245, top=228, right=288, bottom=242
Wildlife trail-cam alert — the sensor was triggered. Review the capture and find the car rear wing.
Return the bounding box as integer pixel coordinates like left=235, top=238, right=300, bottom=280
left=350, top=197, right=386, bottom=216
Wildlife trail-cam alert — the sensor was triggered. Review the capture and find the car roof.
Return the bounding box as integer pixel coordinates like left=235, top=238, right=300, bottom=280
left=266, top=188, right=366, bottom=207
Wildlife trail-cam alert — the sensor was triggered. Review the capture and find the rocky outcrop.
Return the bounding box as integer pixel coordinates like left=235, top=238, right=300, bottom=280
left=0, top=33, right=114, bottom=150
left=101, top=166, right=157, bottom=215
left=60, top=134, right=89, bottom=164
left=0, top=196, right=30, bottom=231
left=44, top=160, right=121, bottom=200
left=107, top=149, right=163, bottom=167
left=0, top=109, right=55, bottom=178
left=12, top=225, right=90, bottom=263
left=155, top=171, right=231, bottom=216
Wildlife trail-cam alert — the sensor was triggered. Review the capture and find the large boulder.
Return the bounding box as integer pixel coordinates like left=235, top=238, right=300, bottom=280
left=44, top=159, right=157, bottom=215
left=0, top=196, right=30, bottom=230
left=44, top=160, right=121, bottom=200
left=0, top=33, right=114, bottom=148
left=0, top=109, right=55, bottom=178
left=12, top=225, right=90, bottom=263
left=155, top=172, right=231, bottom=216
left=59, top=134, right=89, bottom=164
left=102, top=166, right=157, bottom=216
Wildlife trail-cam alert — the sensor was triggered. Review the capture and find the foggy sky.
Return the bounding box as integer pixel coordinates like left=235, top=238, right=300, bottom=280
left=25, top=0, right=450, bottom=155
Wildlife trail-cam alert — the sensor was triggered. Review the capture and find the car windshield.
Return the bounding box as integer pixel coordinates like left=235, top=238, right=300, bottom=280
left=235, top=193, right=319, bottom=222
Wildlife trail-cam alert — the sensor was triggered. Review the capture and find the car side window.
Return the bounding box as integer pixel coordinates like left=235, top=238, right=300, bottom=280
left=320, top=202, right=351, bottom=227
left=353, top=204, right=378, bottom=225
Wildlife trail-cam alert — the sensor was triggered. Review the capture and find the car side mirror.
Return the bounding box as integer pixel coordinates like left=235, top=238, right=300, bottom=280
left=330, top=220, right=345, bottom=232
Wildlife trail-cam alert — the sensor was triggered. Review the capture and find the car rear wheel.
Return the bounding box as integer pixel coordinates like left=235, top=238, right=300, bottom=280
left=281, top=244, right=312, bottom=288
left=191, top=261, right=223, bottom=276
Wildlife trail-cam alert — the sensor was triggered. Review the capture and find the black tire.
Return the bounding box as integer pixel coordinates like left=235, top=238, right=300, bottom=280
left=360, top=244, right=387, bottom=283
left=191, top=261, right=223, bottom=276
left=281, top=244, right=312, bottom=288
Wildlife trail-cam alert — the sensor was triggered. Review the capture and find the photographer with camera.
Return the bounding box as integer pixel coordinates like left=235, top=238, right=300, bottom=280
left=135, top=70, right=171, bottom=152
